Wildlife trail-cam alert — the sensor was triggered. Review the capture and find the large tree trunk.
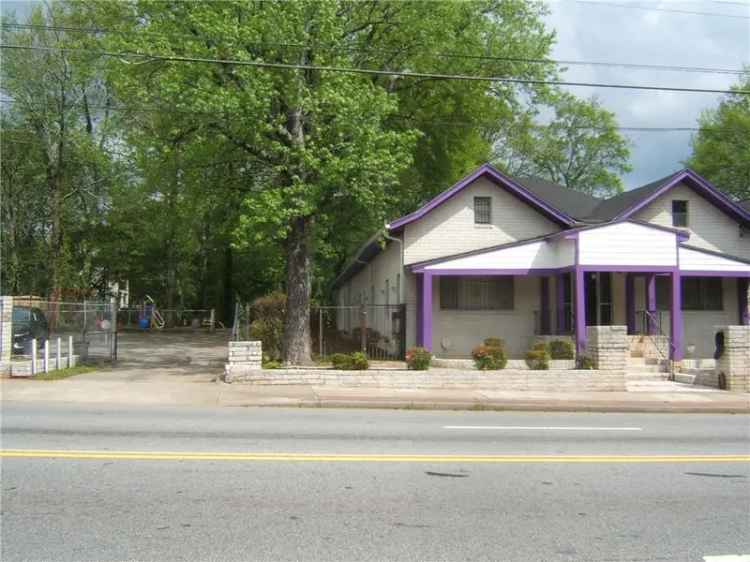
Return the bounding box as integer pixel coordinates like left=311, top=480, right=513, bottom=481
left=282, top=215, right=313, bottom=365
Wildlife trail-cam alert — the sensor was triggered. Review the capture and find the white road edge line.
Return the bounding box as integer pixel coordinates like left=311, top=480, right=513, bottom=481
left=703, top=556, right=750, bottom=562
left=443, top=426, right=643, bottom=431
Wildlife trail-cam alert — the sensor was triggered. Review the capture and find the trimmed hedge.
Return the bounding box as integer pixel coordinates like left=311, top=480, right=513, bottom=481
left=548, top=339, right=575, bottom=360
left=330, top=352, right=369, bottom=370
left=525, top=342, right=550, bottom=370
left=472, top=344, right=507, bottom=370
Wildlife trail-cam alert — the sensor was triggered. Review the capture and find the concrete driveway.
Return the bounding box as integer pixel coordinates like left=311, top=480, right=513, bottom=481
left=76, top=330, right=229, bottom=383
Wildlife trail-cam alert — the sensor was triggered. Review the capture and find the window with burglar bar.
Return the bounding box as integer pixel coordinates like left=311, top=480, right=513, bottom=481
left=440, top=276, right=514, bottom=310
left=474, top=196, right=491, bottom=224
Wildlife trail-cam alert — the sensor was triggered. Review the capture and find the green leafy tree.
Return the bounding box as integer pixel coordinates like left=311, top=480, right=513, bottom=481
left=494, top=93, right=631, bottom=196
left=687, top=73, right=750, bottom=200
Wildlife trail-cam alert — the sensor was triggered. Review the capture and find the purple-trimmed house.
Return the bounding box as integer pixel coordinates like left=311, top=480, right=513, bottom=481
left=333, top=163, right=750, bottom=363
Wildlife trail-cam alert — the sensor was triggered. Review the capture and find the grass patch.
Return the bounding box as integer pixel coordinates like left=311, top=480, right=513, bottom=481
left=32, top=364, right=100, bottom=380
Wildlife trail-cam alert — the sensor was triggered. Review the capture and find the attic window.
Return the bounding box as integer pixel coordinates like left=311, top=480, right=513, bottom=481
left=672, top=200, right=688, bottom=227
left=474, top=197, right=491, bottom=224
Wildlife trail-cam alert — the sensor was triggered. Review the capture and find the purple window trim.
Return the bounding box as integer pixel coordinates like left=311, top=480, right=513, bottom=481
left=738, top=278, right=749, bottom=326
left=540, top=277, right=550, bottom=335
left=414, top=268, right=565, bottom=276
left=387, top=163, right=575, bottom=231
left=680, top=270, right=750, bottom=278
left=614, top=169, right=750, bottom=225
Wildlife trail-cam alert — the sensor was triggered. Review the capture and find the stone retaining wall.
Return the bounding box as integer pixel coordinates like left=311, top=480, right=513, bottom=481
left=225, top=368, right=625, bottom=391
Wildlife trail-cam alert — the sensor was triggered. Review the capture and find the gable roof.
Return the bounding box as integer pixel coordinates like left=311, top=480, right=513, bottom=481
left=511, top=175, right=602, bottom=219
left=387, top=164, right=576, bottom=231
left=585, top=171, right=680, bottom=221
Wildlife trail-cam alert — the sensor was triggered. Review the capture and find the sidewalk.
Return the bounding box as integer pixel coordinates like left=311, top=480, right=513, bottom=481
left=2, top=377, right=749, bottom=413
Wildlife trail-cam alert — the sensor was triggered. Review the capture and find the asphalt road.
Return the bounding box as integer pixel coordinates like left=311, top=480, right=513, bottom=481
left=1, top=402, right=749, bottom=562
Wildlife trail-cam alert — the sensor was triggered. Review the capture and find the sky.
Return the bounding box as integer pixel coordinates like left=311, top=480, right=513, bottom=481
left=2, top=0, right=749, bottom=191
left=543, top=0, right=749, bottom=188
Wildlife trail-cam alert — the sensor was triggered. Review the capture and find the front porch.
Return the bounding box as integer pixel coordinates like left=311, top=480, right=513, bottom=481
left=410, top=222, right=750, bottom=361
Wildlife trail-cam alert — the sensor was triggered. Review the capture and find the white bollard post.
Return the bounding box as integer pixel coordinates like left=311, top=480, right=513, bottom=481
left=44, top=339, right=50, bottom=373
left=209, top=308, right=215, bottom=333
left=31, top=338, right=37, bottom=375
left=56, top=337, right=62, bottom=370
left=68, top=335, right=73, bottom=368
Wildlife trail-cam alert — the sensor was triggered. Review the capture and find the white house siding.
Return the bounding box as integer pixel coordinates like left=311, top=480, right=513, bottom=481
left=679, top=247, right=750, bottom=273
left=403, top=177, right=560, bottom=265
left=578, top=222, right=677, bottom=267
left=634, top=182, right=750, bottom=261
left=421, top=240, right=567, bottom=271
left=430, top=275, right=540, bottom=358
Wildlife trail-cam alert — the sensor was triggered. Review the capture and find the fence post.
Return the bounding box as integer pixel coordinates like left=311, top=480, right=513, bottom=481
left=56, top=337, right=62, bottom=370
left=31, top=338, right=37, bottom=375
left=360, top=304, right=367, bottom=354
left=44, top=339, right=50, bottom=373
left=209, top=308, right=215, bottom=333
left=68, top=335, right=73, bottom=368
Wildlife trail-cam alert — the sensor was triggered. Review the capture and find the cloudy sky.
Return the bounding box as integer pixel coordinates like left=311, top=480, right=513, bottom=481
left=3, top=0, right=749, bottom=190
left=544, top=0, right=749, bottom=188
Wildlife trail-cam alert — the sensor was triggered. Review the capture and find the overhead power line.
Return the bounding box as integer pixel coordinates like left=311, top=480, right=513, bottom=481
left=576, top=0, right=750, bottom=19
left=2, top=43, right=748, bottom=96
left=1, top=22, right=747, bottom=76
left=1, top=98, right=744, bottom=134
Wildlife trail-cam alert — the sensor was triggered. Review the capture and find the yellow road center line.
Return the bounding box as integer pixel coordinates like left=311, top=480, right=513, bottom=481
left=1, top=449, right=749, bottom=463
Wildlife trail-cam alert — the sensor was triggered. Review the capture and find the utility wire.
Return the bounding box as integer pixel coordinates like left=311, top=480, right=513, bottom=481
left=1, top=98, right=743, bottom=134
left=2, top=43, right=748, bottom=95
left=576, top=1, right=750, bottom=19
left=1, top=22, right=746, bottom=76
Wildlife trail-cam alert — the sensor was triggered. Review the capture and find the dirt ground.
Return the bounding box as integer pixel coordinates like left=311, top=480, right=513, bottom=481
left=76, top=330, right=230, bottom=383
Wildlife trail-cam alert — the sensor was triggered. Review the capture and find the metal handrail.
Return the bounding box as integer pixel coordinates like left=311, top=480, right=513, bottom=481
left=637, top=310, right=675, bottom=380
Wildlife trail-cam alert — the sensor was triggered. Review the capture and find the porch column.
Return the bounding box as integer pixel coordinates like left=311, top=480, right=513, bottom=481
left=738, top=278, right=749, bottom=326
left=420, top=272, right=433, bottom=351
left=540, top=277, right=550, bottom=335
left=416, top=273, right=423, bottom=346
left=646, top=273, right=657, bottom=334
left=626, top=273, right=636, bottom=335
left=670, top=270, right=683, bottom=361
left=575, top=267, right=586, bottom=356
left=555, top=273, right=566, bottom=334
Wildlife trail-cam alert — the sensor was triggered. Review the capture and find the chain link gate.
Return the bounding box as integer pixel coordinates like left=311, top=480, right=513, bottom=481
left=312, top=304, right=406, bottom=361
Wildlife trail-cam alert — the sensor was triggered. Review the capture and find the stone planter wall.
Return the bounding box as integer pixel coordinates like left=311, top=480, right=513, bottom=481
left=432, top=358, right=577, bottom=370
left=225, top=367, right=625, bottom=391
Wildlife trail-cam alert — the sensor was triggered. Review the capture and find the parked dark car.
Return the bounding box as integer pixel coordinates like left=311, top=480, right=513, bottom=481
left=12, top=306, right=49, bottom=355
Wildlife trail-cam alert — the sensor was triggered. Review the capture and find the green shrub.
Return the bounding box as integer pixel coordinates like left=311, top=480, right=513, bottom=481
left=348, top=352, right=369, bottom=370
left=548, top=339, right=575, bottom=360
left=525, top=342, right=550, bottom=370
left=330, top=353, right=352, bottom=369
left=262, top=359, right=282, bottom=369
left=483, top=337, right=505, bottom=350
left=330, top=352, right=369, bottom=370
left=248, top=292, right=286, bottom=361
left=472, top=344, right=507, bottom=370
left=577, top=356, right=594, bottom=370
left=406, top=347, right=432, bottom=370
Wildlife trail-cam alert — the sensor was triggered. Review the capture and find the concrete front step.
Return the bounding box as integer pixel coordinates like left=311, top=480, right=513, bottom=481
left=625, top=365, right=664, bottom=373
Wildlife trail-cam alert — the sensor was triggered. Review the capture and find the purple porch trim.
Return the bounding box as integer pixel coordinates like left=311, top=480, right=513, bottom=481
left=575, top=267, right=586, bottom=357
left=670, top=270, right=684, bottom=361
left=416, top=273, right=423, bottom=347
left=626, top=273, right=635, bottom=335
left=738, top=278, right=749, bottom=326
left=540, top=277, right=550, bottom=334
left=579, top=265, right=677, bottom=273
left=388, top=163, right=575, bottom=231
left=556, top=273, right=566, bottom=335
left=614, top=169, right=750, bottom=224
left=680, top=270, right=750, bottom=278
left=646, top=274, right=657, bottom=335
left=414, top=268, right=564, bottom=276
left=421, top=273, right=433, bottom=351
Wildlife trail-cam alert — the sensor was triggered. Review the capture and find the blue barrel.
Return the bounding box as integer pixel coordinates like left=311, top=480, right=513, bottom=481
left=138, top=317, right=150, bottom=330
